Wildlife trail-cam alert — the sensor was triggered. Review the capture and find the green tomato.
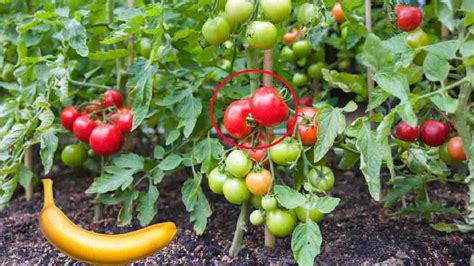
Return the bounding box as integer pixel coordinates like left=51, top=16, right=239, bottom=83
left=296, top=57, right=307, bottom=67
left=218, top=11, right=236, bottom=30
left=223, top=178, right=251, bottom=205
left=338, top=59, right=351, bottom=70
left=265, top=209, right=297, bottom=237
left=247, top=21, right=277, bottom=49
left=225, top=150, right=252, bottom=178
left=341, top=25, right=349, bottom=40
left=261, top=196, right=278, bottom=210
left=202, top=17, right=230, bottom=45
left=2, top=63, right=15, bottom=82
left=308, top=166, right=335, bottom=192
left=292, top=40, right=312, bottom=58
left=293, top=73, right=308, bottom=87
left=311, top=48, right=325, bottom=62
left=61, top=144, right=87, bottom=168
left=250, top=195, right=262, bottom=208
left=137, top=37, right=152, bottom=58
left=208, top=167, right=229, bottom=194
left=280, top=46, right=296, bottom=63
left=297, top=3, right=317, bottom=24
left=407, top=28, right=429, bottom=48
left=225, top=0, right=253, bottom=24
left=250, top=210, right=266, bottom=226
left=295, top=206, right=324, bottom=223
left=261, top=0, right=292, bottom=23
left=307, top=62, right=326, bottom=79
left=269, top=139, right=302, bottom=166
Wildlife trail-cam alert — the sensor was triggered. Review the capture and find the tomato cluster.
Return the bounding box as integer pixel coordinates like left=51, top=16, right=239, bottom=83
left=60, top=90, right=133, bottom=159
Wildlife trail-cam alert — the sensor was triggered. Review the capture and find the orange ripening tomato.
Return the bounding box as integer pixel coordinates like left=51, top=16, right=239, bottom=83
left=332, top=3, right=346, bottom=23
left=245, top=169, right=273, bottom=196
left=447, top=136, right=466, bottom=161
left=282, top=29, right=298, bottom=44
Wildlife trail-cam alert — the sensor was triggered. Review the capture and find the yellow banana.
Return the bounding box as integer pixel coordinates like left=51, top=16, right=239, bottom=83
left=39, top=179, right=177, bottom=265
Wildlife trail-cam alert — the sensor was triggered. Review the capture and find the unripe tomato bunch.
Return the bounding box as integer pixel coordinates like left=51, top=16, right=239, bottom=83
left=394, top=120, right=466, bottom=164
left=60, top=90, right=133, bottom=159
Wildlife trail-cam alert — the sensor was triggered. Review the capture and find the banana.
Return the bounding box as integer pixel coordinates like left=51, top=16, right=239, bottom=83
left=39, top=179, right=177, bottom=265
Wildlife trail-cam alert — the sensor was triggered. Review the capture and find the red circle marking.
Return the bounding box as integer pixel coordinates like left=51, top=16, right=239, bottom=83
left=209, top=69, right=298, bottom=150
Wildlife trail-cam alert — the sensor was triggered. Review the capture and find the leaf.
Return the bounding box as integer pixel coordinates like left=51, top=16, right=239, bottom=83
left=461, top=0, right=474, bottom=12
left=0, top=124, right=27, bottom=152
left=360, top=33, right=389, bottom=72
left=0, top=177, right=18, bottom=211
left=309, top=196, right=340, bottom=214
left=391, top=202, right=459, bottom=216
left=313, top=107, right=345, bottom=163
left=63, top=19, right=89, bottom=56
left=18, top=164, right=33, bottom=188
left=431, top=223, right=474, bottom=233
left=153, top=146, right=165, bottom=160
left=321, top=69, right=367, bottom=98
left=274, top=185, right=305, bottom=209
left=423, top=53, right=450, bottom=82
left=166, top=129, right=180, bottom=145
left=367, top=89, right=390, bottom=111
left=137, top=185, right=159, bottom=226
left=338, top=149, right=359, bottom=170
left=460, top=40, right=474, bottom=57
left=100, top=30, right=128, bottom=45
left=181, top=174, right=211, bottom=235
left=430, top=94, right=458, bottom=114
left=384, top=176, right=422, bottom=207
left=36, top=109, right=55, bottom=131
left=395, top=104, right=418, bottom=126
left=39, top=130, right=58, bottom=174
left=117, top=190, right=139, bottom=226
left=128, top=59, right=157, bottom=130
left=158, top=154, right=182, bottom=171
left=89, top=49, right=131, bottom=61
left=356, top=121, right=382, bottom=201
left=435, top=0, right=458, bottom=31
left=423, top=40, right=459, bottom=59
left=291, top=221, right=322, bottom=266
left=150, top=168, right=164, bottom=184
left=373, top=71, right=409, bottom=103
left=177, top=95, right=202, bottom=138
left=193, top=138, right=225, bottom=174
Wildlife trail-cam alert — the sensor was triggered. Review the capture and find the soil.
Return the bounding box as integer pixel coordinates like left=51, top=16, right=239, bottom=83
left=0, top=167, right=473, bottom=265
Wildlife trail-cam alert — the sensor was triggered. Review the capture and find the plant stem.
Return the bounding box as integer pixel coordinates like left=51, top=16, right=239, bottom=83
left=106, top=0, right=114, bottom=24
left=24, top=146, right=33, bottom=201
left=69, top=79, right=110, bottom=90
left=93, top=156, right=106, bottom=222
left=417, top=77, right=469, bottom=99
left=246, top=47, right=259, bottom=93
left=365, top=0, right=374, bottom=119
left=229, top=202, right=249, bottom=256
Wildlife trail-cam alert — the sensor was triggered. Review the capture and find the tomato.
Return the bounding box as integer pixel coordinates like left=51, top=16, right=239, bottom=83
left=225, top=150, right=253, bottom=178
left=332, top=3, right=346, bottom=23
left=282, top=29, right=298, bottom=44
left=295, top=206, right=324, bottom=223
left=223, top=178, right=251, bottom=205
left=73, top=114, right=98, bottom=143
left=439, top=142, right=458, bottom=165
left=338, top=58, right=351, bottom=70
left=83, top=101, right=102, bottom=114
left=243, top=140, right=266, bottom=163
left=292, top=73, right=308, bottom=87
left=60, top=106, right=81, bottom=131
left=395, top=122, right=419, bottom=142
left=308, top=166, right=335, bottom=192
left=447, top=136, right=466, bottom=161
left=111, top=108, right=133, bottom=133
left=265, top=209, right=297, bottom=237
left=292, top=40, right=312, bottom=58
left=250, top=195, right=262, bottom=208
left=225, top=0, right=253, bottom=24
left=250, top=210, right=265, bottom=226
left=261, top=0, right=292, bottom=23
left=250, top=87, right=288, bottom=127
left=297, top=3, right=317, bottom=24
left=245, top=169, right=273, bottom=196
left=219, top=11, right=236, bottom=30
left=296, top=57, right=307, bottom=67
left=61, top=144, right=87, bottom=168
left=420, top=120, right=449, bottom=147
left=2, top=62, right=15, bottom=82
left=311, top=48, right=326, bottom=62
left=297, top=95, right=313, bottom=107
left=137, top=37, right=152, bottom=58
left=261, top=196, right=277, bottom=210
left=269, top=138, right=302, bottom=165
left=288, top=107, right=319, bottom=146
left=89, top=124, right=124, bottom=156
left=407, top=28, right=429, bottom=48
left=102, top=90, right=123, bottom=108
left=396, top=5, right=422, bottom=31
left=307, top=62, right=326, bottom=80
left=247, top=21, right=277, bottom=49
left=280, top=46, right=296, bottom=62
left=202, top=17, right=230, bottom=45
left=208, top=167, right=229, bottom=194
left=224, top=99, right=254, bottom=139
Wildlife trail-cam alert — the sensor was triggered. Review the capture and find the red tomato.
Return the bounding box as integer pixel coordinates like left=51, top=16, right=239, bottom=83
left=297, top=95, right=313, bottom=107
left=420, top=120, right=449, bottom=147
left=396, top=5, right=422, bottom=31
left=73, top=114, right=98, bottom=143
left=287, top=106, right=318, bottom=145
left=447, top=136, right=466, bottom=160
left=250, top=87, right=288, bottom=127
left=111, top=108, right=133, bottom=133
left=83, top=101, right=102, bottom=114
left=224, top=99, right=255, bottom=139
left=332, top=3, right=345, bottom=23
left=395, top=122, right=419, bottom=141
left=60, top=106, right=80, bottom=131
left=242, top=132, right=273, bottom=162
left=89, top=124, right=124, bottom=155
left=102, top=90, right=123, bottom=108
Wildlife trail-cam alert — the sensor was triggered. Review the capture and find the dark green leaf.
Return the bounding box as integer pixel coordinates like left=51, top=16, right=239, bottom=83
left=137, top=185, right=159, bottom=226
left=313, top=107, right=345, bottom=163
left=158, top=154, right=182, bottom=171
left=291, top=221, right=322, bottom=266
left=39, top=130, right=58, bottom=174
left=274, top=185, right=305, bottom=209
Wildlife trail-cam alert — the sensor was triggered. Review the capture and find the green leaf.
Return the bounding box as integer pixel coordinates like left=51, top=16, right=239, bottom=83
left=150, top=168, right=165, bottom=184
left=128, top=59, right=157, bottom=130
left=435, top=0, right=458, bottom=31
left=423, top=53, right=450, bottom=82
left=430, top=94, right=458, bottom=114
left=153, top=146, right=165, bottom=160
left=321, top=69, right=367, bottom=98
left=181, top=174, right=211, bottom=235
left=431, top=223, right=474, bottom=233
left=166, top=129, right=180, bottom=145
left=395, top=103, right=418, bottom=126
left=177, top=95, right=202, bottom=138
left=39, top=130, right=58, bottom=174
left=158, top=154, right=182, bottom=171
left=100, top=30, right=128, bottom=45
left=337, top=149, right=359, bottom=170
left=461, top=0, right=474, bottom=12
left=373, top=71, right=409, bottom=103
left=36, top=109, right=54, bottom=131
left=0, top=177, right=18, bottom=211
left=309, top=196, right=340, bottom=213
left=117, top=190, right=139, bottom=226
left=291, top=221, right=322, bottom=266
left=313, top=107, right=345, bottom=163
left=193, top=138, right=225, bottom=174
left=384, top=176, right=422, bottom=207
left=274, top=185, right=305, bottom=209
left=367, top=89, right=390, bottom=111
left=360, top=33, right=389, bottom=72
left=89, top=49, right=131, bottom=61
left=0, top=124, right=27, bottom=152
left=137, top=185, right=159, bottom=226
left=63, top=19, right=89, bottom=56
left=460, top=40, right=474, bottom=57
left=356, top=121, right=381, bottom=201
left=18, top=164, right=33, bottom=188
left=423, top=40, right=459, bottom=59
